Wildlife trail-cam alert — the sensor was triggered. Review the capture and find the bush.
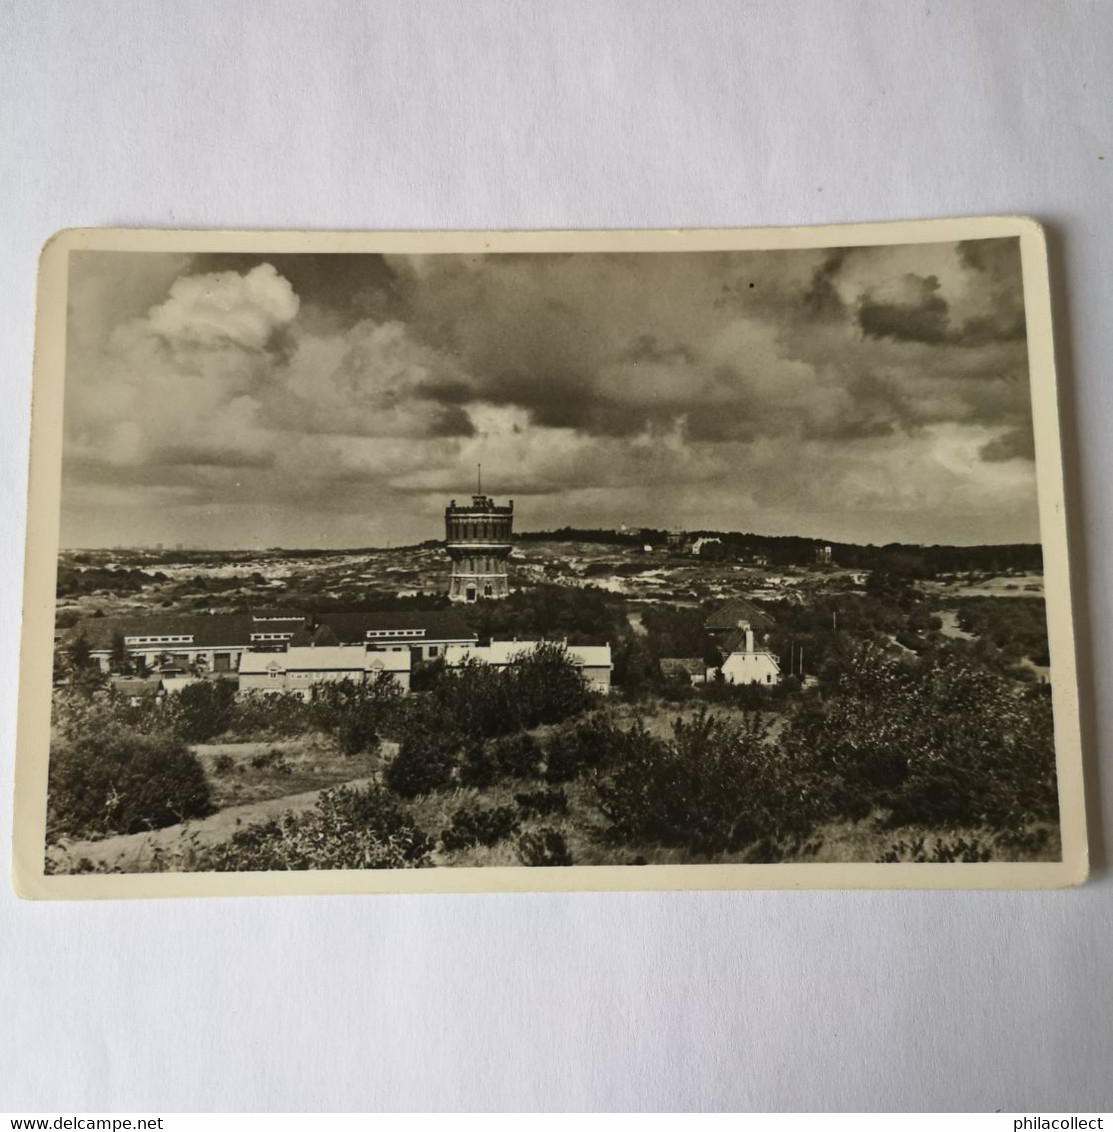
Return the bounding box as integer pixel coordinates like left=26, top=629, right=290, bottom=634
left=249, top=747, right=291, bottom=775
left=877, top=836, right=993, bottom=863
left=384, top=724, right=460, bottom=798
left=212, top=753, right=236, bottom=776
left=514, top=787, right=569, bottom=819
left=458, top=739, right=499, bottom=788
left=783, top=646, right=1059, bottom=834
left=510, top=640, right=596, bottom=728
left=193, top=785, right=433, bottom=870
left=47, top=723, right=214, bottom=841
left=517, top=827, right=573, bottom=866
left=493, top=732, right=542, bottom=778
left=420, top=642, right=596, bottom=741
left=311, top=673, right=402, bottom=755
left=594, top=711, right=822, bottom=859
left=542, top=716, right=620, bottom=783
left=164, top=680, right=238, bottom=742
left=223, top=690, right=315, bottom=741
left=440, top=804, right=520, bottom=852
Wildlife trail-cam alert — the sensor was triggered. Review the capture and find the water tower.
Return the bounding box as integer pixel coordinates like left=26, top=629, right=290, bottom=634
left=445, top=467, right=513, bottom=602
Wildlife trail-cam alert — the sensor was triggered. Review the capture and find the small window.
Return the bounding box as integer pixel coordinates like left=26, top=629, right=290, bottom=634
left=428, top=646, right=439, bottom=658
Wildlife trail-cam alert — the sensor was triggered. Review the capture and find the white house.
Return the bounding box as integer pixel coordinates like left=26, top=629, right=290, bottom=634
left=443, top=639, right=613, bottom=692
left=238, top=645, right=411, bottom=700
left=719, top=623, right=781, bottom=687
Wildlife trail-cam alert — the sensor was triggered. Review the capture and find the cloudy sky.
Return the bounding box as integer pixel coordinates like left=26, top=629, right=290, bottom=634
left=61, top=238, right=1038, bottom=549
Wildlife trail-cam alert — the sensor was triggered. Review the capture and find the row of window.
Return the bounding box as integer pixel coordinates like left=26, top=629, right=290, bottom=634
left=251, top=632, right=293, bottom=641
left=450, top=521, right=511, bottom=541
left=365, top=628, right=425, bottom=639
left=124, top=635, right=193, bottom=645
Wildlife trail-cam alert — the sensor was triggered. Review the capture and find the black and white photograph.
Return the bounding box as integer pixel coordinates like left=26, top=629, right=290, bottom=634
left=14, top=220, right=1086, bottom=895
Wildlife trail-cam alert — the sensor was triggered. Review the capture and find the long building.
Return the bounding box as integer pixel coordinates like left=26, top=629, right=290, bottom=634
left=443, top=639, right=613, bottom=692
left=71, top=609, right=477, bottom=675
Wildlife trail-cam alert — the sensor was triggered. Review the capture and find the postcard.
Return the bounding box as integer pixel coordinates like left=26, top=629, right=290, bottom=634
left=12, top=218, right=1088, bottom=896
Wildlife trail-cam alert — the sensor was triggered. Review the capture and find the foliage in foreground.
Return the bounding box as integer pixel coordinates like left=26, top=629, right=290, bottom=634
left=594, top=713, right=823, bottom=859
left=48, top=722, right=213, bottom=841
left=188, top=785, right=433, bottom=871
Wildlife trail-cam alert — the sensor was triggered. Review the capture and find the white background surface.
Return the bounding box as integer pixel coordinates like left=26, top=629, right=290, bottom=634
left=1, top=0, right=1111, bottom=1113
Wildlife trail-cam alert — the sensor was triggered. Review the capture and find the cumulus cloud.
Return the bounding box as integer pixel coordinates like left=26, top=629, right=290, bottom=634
left=60, top=238, right=1041, bottom=549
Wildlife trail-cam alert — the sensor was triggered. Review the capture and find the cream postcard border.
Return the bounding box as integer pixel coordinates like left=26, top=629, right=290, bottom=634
left=11, top=217, right=1089, bottom=898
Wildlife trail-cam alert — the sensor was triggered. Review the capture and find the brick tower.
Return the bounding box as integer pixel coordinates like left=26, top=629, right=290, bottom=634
left=445, top=468, right=513, bottom=602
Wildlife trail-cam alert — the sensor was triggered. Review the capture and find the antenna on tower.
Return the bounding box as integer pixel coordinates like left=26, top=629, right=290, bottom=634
left=477, top=463, right=482, bottom=495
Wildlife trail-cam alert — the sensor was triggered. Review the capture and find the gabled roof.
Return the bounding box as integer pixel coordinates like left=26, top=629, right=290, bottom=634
left=444, top=640, right=612, bottom=669
left=720, top=626, right=777, bottom=655
left=71, top=613, right=255, bottom=650
left=317, top=610, right=476, bottom=643
left=239, top=645, right=411, bottom=675
left=290, top=623, right=339, bottom=648
left=703, top=598, right=772, bottom=632
left=69, top=609, right=477, bottom=650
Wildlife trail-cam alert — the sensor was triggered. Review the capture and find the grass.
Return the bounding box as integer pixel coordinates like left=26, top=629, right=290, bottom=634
left=193, top=733, right=389, bottom=808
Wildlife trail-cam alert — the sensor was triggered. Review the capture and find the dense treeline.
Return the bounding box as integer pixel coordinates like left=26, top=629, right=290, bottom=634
left=517, top=527, right=1042, bottom=576
left=56, top=566, right=169, bottom=597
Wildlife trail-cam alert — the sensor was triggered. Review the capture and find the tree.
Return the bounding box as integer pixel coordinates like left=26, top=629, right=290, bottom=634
left=165, top=680, right=238, bottom=743
left=47, top=723, right=213, bottom=841
left=109, top=631, right=131, bottom=675
left=782, top=645, right=1058, bottom=832
left=69, top=630, right=93, bottom=671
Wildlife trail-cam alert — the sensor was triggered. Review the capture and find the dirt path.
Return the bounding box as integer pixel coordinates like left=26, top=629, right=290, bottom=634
left=48, top=775, right=377, bottom=871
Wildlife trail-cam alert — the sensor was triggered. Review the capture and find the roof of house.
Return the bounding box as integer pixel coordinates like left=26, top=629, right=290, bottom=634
left=703, top=598, right=773, bottom=633
left=73, top=613, right=254, bottom=650
left=660, top=657, right=705, bottom=677
left=239, top=645, right=411, bottom=675
left=71, top=609, right=475, bottom=650
left=444, top=640, right=613, bottom=669
left=290, top=624, right=339, bottom=648
left=720, top=626, right=778, bottom=655
left=317, top=610, right=476, bottom=643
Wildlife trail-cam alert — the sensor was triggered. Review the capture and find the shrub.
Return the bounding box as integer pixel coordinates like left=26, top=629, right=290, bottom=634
left=384, top=724, right=460, bottom=798
left=457, top=739, right=499, bottom=788
left=311, top=673, right=402, bottom=755
left=542, top=716, right=620, bottom=783
left=440, top=804, right=520, bottom=852
left=493, top=732, right=543, bottom=778
left=165, top=679, right=237, bottom=743
left=509, top=640, right=595, bottom=728
left=47, top=723, right=214, bottom=841
left=517, top=827, right=573, bottom=866
left=514, top=787, right=569, bottom=819
left=594, top=711, right=822, bottom=859
left=193, top=785, right=433, bottom=871
left=212, top=753, right=236, bottom=776
left=223, top=690, right=314, bottom=741
left=249, top=747, right=291, bottom=775
left=783, top=646, right=1059, bottom=834
left=877, top=836, right=993, bottom=863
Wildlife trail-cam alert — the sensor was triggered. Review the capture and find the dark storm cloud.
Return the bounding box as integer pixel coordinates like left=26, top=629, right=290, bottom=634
left=428, top=405, right=476, bottom=438
left=152, top=446, right=277, bottom=469
left=859, top=274, right=951, bottom=344
left=857, top=240, right=1027, bottom=349
left=802, top=250, right=849, bottom=319
left=186, top=253, right=410, bottom=332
